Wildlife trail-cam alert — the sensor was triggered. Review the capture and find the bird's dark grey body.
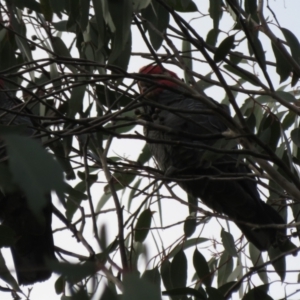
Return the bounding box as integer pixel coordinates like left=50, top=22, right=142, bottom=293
left=0, top=85, right=55, bottom=285
left=144, top=89, right=285, bottom=251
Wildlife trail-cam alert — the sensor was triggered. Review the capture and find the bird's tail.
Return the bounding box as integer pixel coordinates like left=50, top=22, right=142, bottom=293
left=0, top=194, right=55, bottom=285
left=236, top=201, right=286, bottom=251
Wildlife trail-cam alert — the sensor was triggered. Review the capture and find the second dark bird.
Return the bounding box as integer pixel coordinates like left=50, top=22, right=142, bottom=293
left=0, top=81, right=56, bottom=285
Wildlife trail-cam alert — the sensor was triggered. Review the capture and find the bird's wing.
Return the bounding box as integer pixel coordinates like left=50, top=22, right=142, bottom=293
left=144, top=89, right=285, bottom=250
left=149, top=90, right=235, bottom=170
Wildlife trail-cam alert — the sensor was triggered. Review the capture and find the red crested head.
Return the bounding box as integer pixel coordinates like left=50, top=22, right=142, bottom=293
left=139, top=65, right=179, bottom=78
left=138, top=64, right=180, bottom=96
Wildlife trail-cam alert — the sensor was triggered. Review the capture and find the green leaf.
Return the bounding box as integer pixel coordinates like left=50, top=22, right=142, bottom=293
left=229, top=51, right=244, bottom=65
left=206, top=28, right=219, bottom=46
left=224, top=64, right=261, bottom=86
left=74, top=288, right=90, bottom=300
left=49, top=261, right=96, bottom=283
left=196, top=73, right=214, bottom=91
left=111, top=32, right=132, bottom=74
left=104, top=172, right=135, bottom=194
left=272, top=91, right=297, bottom=107
left=245, top=0, right=258, bottom=22
left=128, top=179, right=142, bottom=211
left=246, top=21, right=258, bottom=56
left=104, top=109, right=136, bottom=134
left=134, top=208, right=152, bottom=242
left=100, top=0, right=115, bottom=33
left=258, top=114, right=281, bottom=152
left=141, top=268, right=161, bottom=296
left=133, top=0, right=151, bottom=11
left=130, top=242, right=144, bottom=269
left=182, top=39, right=193, bottom=83
left=218, top=281, right=239, bottom=297
left=251, top=35, right=266, bottom=71
left=162, top=287, right=206, bottom=299
left=79, top=0, right=90, bottom=31
left=184, top=215, right=196, bottom=237
left=62, top=134, right=73, bottom=159
left=54, top=275, right=65, bottom=295
left=50, top=0, right=65, bottom=15
left=276, top=90, right=296, bottom=102
left=209, top=0, right=222, bottom=29
left=137, top=144, right=152, bottom=165
left=268, top=246, right=286, bottom=281
left=214, top=35, right=235, bottom=63
left=282, top=111, right=296, bottom=130
left=51, top=37, right=77, bottom=73
left=68, top=84, right=86, bottom=118
left=95, top=84, right=132, bottom=109
left=206, top=287, right=225, bottom=300
left=166, top=0, right=197, bottom=12
left=10, top=15, right=34, bottom=80
left=108, top=0, right=133, bottom=66
left=91, top=0, right=105, bottom=48
left=171, top=249, right=187, bottom=288
left=40, top=0, right=53, bottom=22
left=217, top=251, right=233, bottom=287
left=242, top=284, right=272, bottom=300
left=161, top=259, right=173, bottom=290
left=249, top=243, right=268, bottom=284
left=65, top=192, right=85, bottom=222
left=100, top=285, right=118, bottom=300
left=227, top=3, right=237, bottom=22
left=14, top=0, right=41, bottom=12
left=49, top=141, right=75, bottom=180
left=123, top=272, right=161, bottom=300
left=207, top=257, right=218, bottom=285
left=75, top=173, right=98, bottom=193
left=255, top=95, right=272, bottom=104
left=193, top=248, right=211, bottom=287
left=141, top=1, right=170, bottom=50
left=3, top=133, right=65, bottom=216
left=188, top=194, right=198, bottom=214
left=292, top=72, right=300, bottom=87
left=245, top=112, right=256, bottom=133
left=291, top=128, right=300, bottom=148
left=168, top=238, right=208, bottom=259
left=221, top=229, right=237, bottom=257
left=96, top=193, right=112, bottom=213
left=98, top=224, right=108, bottom=251
left=64, top=182, right=88, bottom=201
left=227, top=263, right=242, bottom=282
left=0, top=29, right=18, bottom=72
left=60, top=198, right=80, bottom=223
left=281, top=28, right=300, bottom=65
left=122, top=272, right=161, bottom=300
left=271, top=41, right=292, bottom=83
